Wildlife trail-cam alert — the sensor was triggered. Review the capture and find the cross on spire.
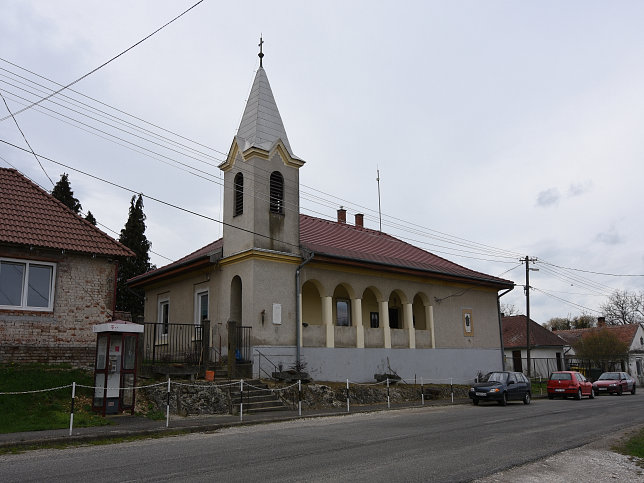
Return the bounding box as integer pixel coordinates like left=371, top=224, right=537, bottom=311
left=258, top=35, right=264, bottom=67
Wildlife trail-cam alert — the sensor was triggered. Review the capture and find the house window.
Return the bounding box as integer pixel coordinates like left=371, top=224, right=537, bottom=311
left=637, top=358, right=642, bottom=377
left=195, top=290, right=208, bottom=325
left=336, top=299, right=350, bottom=326
left=0, top=258, right=56, bottom=311
left=269, top=171, right=284, bottom=214
left=370, top=312, right=379, bottom=328
left=234, top=172, right=243, bottom=216
left=158, top=299, right=169, bottom=335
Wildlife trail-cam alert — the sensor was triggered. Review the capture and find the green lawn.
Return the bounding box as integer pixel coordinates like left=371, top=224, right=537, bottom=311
left=0, top=364, right=110, bottom=433
left=616, top=426, right=644, bottom=460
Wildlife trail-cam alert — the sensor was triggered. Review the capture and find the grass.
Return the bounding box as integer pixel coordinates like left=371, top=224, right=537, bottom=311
left=0, top=363, right=110, bottom=434
left=615, top=426, right=644, bottom=460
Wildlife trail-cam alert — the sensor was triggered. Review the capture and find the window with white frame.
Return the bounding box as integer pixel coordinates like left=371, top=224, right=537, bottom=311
left=195, top=290, right=208, bottom=325
left=158, top=299, right=169, bottom=335
left=0, top=258, right=56, bottom=311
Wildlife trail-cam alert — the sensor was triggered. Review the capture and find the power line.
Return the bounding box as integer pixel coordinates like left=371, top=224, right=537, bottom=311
left=0, top=92, right=53, bottom=186
left=0, top=0, right=205, bottom=122
left=540, top=260, right=644, bottom=278
left=532, top=287, right=602, bottom=314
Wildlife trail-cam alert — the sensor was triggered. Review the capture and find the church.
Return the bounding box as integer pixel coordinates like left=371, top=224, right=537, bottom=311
left=129, top=47, right=514, bottom=383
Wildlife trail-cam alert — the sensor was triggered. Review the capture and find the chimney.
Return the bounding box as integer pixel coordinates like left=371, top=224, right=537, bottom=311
left=355, top=213, right=364, bottom=228
left=597, top=316, right=606, bottom=327
left=337, top=207, right=346, bottom=223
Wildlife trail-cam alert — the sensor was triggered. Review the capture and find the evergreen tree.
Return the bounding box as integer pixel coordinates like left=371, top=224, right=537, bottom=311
left=51, top=173, right=82, bottom=214
left=84, top=211, right=97, bottom=226
left=116, top=194, right=153, bottom=319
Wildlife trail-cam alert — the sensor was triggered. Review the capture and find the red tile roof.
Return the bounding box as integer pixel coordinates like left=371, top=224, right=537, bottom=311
left=556, top=324, right=640, bottom=347
left=0, top=168, right=133, bottom=257
left=299, top=214, right=512, bottom=286
left=131, top=213, right=513, bottom=288
left=502, top=315, right=565, bottom=348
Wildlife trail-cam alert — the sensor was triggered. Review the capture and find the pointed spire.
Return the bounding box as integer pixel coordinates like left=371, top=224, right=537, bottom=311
left=235, top=62, right=297, bottom=158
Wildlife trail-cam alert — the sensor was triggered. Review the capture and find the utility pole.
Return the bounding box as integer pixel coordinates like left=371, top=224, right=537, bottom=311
left=524, top=256, right=538, bottom=377
left=376, top=168, right=382, bottom=232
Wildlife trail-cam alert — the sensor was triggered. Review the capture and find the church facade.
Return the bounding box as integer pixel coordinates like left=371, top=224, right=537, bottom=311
left=130, top=56, right=514, bottom=383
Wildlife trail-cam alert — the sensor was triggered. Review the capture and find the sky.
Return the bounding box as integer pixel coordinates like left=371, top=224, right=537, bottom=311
left=1, top=1, right=643, bottom=324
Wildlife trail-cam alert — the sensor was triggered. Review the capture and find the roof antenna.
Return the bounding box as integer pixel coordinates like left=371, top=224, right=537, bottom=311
left=258, top=35, right=264, bottom=68
left=377, top=167, right=382, bottom=232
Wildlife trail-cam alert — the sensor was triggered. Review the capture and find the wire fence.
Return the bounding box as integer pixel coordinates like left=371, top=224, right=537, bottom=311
left=0, top=374, right=472, bottom=435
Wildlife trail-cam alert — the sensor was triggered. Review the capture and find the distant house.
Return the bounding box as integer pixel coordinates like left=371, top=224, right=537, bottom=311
left=556, top=320, right=644, bottom=384
left=0, top=168, right=134, bottom=367
left=502, top=315, right=566, bottom=377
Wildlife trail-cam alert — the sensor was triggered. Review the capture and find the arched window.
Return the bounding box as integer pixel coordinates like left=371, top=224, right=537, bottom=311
left=234, top=172, right=243, bottom=216
left=269, top=171, right=284, bottom=214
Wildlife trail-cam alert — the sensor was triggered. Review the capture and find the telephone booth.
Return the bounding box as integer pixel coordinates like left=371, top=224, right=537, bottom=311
left=92, top=321, right=143, bottom=415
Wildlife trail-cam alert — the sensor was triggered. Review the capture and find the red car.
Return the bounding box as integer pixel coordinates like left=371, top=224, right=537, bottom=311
left=592, top=372, right=636, bottom=395
left=547, top=371, right=594, bottom=400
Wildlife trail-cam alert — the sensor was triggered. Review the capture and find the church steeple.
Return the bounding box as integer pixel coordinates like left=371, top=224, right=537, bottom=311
left=235, top=65, right=297, bottom=159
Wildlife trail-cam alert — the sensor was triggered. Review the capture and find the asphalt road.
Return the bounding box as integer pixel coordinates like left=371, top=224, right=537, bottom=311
left=1, top=393, right=642, bottom=482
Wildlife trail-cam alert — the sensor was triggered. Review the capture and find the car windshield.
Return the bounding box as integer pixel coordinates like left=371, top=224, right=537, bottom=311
left=482, top=372, right=508, bottom=383
left=598, top=372, right=620, bottom=380
left=550, top=373, right=572, bottom=380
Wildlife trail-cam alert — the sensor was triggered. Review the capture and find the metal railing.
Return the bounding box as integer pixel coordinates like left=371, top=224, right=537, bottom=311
left=142, top=321, right=209, bottom=366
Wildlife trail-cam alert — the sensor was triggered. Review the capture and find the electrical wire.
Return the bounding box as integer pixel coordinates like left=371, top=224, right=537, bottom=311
left=0, top=0, right=205, bottom=122
left=532, top=287, right=601, bottom=314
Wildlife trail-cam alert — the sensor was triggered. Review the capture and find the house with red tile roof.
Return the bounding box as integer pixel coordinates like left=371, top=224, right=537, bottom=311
left=0, top=168, right=134, bottom=367
left=129, top=57, right=514, bottom=382
left=501, top=315, right=566, bottom=377
left=556, top=321, right=644, bottom=384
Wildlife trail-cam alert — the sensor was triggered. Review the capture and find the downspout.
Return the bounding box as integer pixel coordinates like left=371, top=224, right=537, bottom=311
left=112, top=259, right=119, bottom=321
left=497, top=286, right=514, bottom=370
left=295, top=250, right=314, bottom=367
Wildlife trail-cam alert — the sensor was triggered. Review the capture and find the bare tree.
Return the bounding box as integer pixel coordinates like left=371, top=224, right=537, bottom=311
left=544, top=314, right=596, bottom=331
left=500, top=302, right=520, bottom=317
left=600, top=290, right=644, bottom=325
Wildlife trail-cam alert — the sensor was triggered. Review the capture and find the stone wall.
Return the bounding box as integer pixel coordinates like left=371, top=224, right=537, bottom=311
left=0, top=246, right=117, bottom=366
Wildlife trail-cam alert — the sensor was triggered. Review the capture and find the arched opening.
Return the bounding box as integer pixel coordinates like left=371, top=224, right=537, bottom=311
left=234, top=172, right=243, bottom=216
left=388, top=291, right=404, bottom=329
left=230, top=275, right=242, bottom=324
left=269, top=171, right=284, bottom=214
left=361, top=287, right=380, bottom=329
left=302, top=280, right=322, bottom=326
left=332, top=284, right=352, bottom=326
left=413, top=293, right=427, bottom=330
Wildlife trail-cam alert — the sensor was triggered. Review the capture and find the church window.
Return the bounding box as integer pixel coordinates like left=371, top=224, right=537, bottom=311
left=336, top=299, right=351, bottom=326
left=269, top=171, right=284, bottom=214
left=234, top=172, right=243, bottom=216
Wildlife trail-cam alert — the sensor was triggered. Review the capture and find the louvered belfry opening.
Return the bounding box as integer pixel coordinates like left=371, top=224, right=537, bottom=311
left=269, top=171, right=284, bottom=214
left=234, top=172, right=243, bottom=216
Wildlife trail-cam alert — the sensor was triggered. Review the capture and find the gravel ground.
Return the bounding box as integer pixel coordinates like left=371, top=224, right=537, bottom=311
left=475, top=427, right=644, bottom=482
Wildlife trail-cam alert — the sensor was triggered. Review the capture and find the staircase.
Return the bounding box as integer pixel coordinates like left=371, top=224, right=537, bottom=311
left=228, top=379, right=289, bottom=414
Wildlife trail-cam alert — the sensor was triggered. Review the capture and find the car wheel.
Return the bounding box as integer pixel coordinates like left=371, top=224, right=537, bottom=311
left=576, top=388, right=582, bottom=400
left=589, top=387, right=595, bottom=399
left=473, top=398, right=479, bottom=406
left=548, top=393, right=554, bottom=400
left=632, top=384, right=636, bottom=395
left=498, top=393, right=507, bottom=406
left=523, top=392, right=531, bottom=405
left=618, top=386, right=623, bottom=396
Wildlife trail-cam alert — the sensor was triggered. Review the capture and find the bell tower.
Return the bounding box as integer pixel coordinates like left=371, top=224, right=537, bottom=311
left=219, top=39, right=305, bottom=258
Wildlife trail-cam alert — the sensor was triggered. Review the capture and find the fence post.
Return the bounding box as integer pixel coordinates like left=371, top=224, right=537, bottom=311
left=239, top=379, right=244, bottom=422
left=298, top=380, right=302, bottom=417
left=450, top=377, right=454, bottom=404
left=69, top=382, right=76, bottom=436
left=421, top=376, right=424, bottom=406
left=346, top=379, right=350, bottom=413
left=387, top=378, right=390, bottom=409
left=166, top=377, right=171, bottom=428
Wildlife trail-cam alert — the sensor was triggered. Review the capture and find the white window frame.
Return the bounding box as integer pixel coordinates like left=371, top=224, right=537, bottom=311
left=158, top=298, right=169, bottom=338
left=194, top=289, right=209, bottom=325
left=0, top=257, right=56, bottom=311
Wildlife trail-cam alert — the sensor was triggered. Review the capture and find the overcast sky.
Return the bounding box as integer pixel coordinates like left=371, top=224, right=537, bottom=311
left=1, top=1, right=643, bottom=324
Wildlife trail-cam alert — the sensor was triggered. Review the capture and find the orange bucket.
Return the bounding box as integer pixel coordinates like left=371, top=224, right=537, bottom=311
left=205, top=370, right=215, bottom=381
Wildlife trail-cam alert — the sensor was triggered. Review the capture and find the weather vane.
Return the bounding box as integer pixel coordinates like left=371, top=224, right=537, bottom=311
left=258, top=35, right=264, bottom=67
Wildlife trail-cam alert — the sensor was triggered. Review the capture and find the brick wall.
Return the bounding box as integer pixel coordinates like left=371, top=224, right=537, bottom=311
left=0, top=246, right=117, bottom=367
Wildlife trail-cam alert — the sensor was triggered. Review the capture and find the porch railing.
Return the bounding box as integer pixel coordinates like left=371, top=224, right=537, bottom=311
left=142, top=321, right=209, bottom=366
